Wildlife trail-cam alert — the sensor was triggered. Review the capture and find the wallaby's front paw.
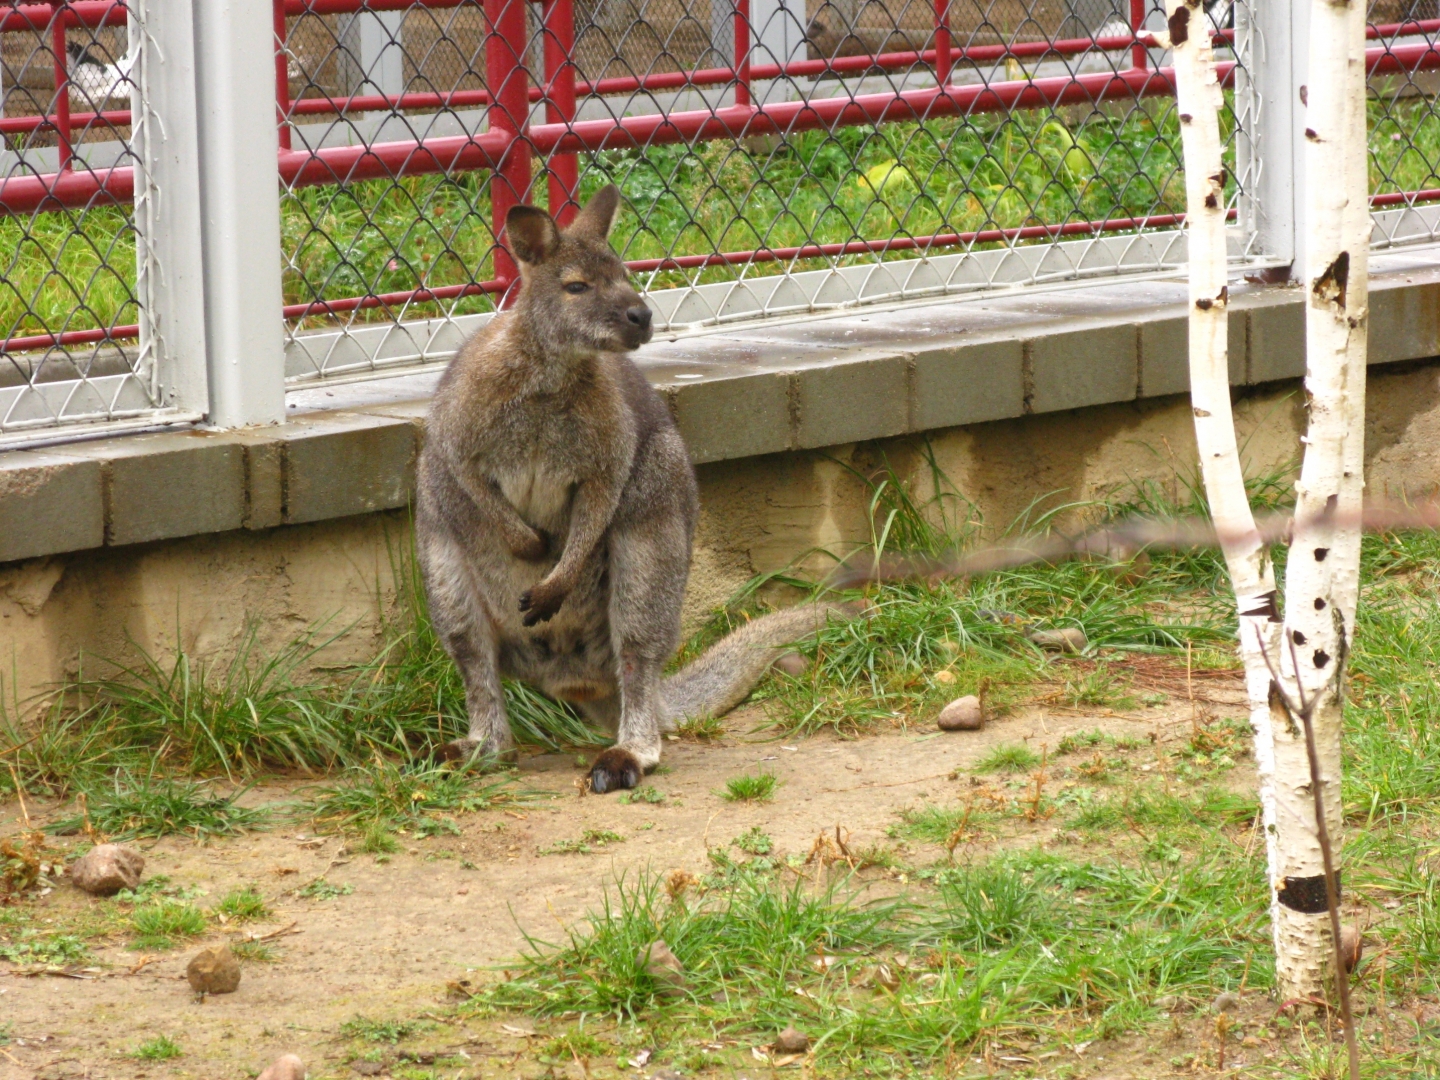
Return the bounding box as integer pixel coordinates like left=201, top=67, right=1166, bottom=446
left=519, top=580, right=566, bottom=626
left=509, top=528, right=551, bottom=562
left=589, top=747, right=643, bottom=793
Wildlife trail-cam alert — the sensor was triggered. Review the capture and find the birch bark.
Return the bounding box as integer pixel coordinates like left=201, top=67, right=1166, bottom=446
left=1268, top=0, right=1370, bottom=999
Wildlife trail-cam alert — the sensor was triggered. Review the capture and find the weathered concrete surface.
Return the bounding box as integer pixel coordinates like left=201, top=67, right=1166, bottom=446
left=3, top=361, right=1438, bottom=710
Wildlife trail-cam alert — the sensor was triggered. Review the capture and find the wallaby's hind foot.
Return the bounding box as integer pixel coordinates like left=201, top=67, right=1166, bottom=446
left=434, top=738, right=518, bottom=768
left=589, top=747, right=643, bottom=792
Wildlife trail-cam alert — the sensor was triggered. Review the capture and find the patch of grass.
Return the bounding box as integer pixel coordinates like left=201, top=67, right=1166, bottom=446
left=540, top=829, right=625, bottom=855
left=617, top=786, right=665, bottom=805
left=306, top=755, right=516, bottom=836
left=539, top=1030, right=612, bottom=1063
left=296, top=878, right=354, bottom=901
left=973, top=743, right=1041, bottom=774
left=675, top=713, right=725, bottom=741
left=48, top=772, right=272, bottom=841
left=213, top=887, right=269, bottom=924
left=732, top=826, right=773, bottom=855
left=720, top=771, right=778, bottom=803
left=229, top=939, right=278, bottom=964
left=130, top=901, right=207, bottom=950
left=133, top=1036, right=182, bottom=1061
left=341, top=1016, right=424, bottom=1043
left=359, top=823, right=401, bottom=854
left=0, top=931, right=91, bottom=966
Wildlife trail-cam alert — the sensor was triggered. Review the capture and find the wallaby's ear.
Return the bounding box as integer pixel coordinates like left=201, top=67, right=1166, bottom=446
left=506, top=205, right=562, bottom=265
left=567, top=184, right=622, bottom=240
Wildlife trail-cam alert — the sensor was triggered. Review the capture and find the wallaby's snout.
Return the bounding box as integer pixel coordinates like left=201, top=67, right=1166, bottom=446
left=505, top=185, right=655, bottom=356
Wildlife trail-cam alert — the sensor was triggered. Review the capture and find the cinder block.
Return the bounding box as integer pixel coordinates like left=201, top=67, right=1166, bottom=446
left=791, top=352, right=910, bottom=449
left=911, top=337, right=1024, bottom=429
left=1028, top=322, right=1137, bottom=414
left=1247, top=298, right=1306, bottom=384
left=1138, top=315, right=1188, bottom=398
left=281, top=413, right=417, bottom=525
left=672, top=370, right=791, bottom=464
left=1369, top=280, right=1440, bottom=365
left=0, top=450, right=104, bottom=562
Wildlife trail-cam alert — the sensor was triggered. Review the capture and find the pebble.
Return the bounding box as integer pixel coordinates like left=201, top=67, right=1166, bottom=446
left=774, top=1026, right=810, bottom=1054
left=1028, top=627, right=1088, bottom=653
left=1154, top=994, right=1178, bottom=1011
left=351, top=1062, right=384, bottom=1077
left=772, top=651, right=809, bottom=677
left=69, top=844, right=144, bottom=896
left=187, top=944, right=242, bottom=996
left=937, top=695, right=984, bottom=731
left=1339, top=924, right=1363, bottom=972
left=639, top=939, right=687, bottom=997
left=1213, top=991, right=1241, bottom=1013
left=257, top=1054, right=307, bottom=1080
left=933, top=670, right=956, bottom=685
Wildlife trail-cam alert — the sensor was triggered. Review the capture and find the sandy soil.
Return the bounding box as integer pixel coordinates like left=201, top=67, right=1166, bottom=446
left=1, top=691, right=1268, bottom=1080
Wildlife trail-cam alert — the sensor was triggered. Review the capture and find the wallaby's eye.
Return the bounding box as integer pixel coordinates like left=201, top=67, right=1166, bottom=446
left=564, top=281, right=589, bottom=294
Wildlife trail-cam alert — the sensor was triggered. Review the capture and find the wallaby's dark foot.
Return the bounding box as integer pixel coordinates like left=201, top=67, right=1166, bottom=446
left=434, top=738, right=517, bottom=768
left=590, top=747, right=643, bottom=793
left=519, top=579, right=567, bottom=626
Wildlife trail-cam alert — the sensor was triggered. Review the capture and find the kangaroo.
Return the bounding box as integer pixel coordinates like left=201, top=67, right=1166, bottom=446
left=415, top=185, right=850, bottom=792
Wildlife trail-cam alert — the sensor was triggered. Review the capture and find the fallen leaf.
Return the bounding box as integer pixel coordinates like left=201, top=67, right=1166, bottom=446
left=502, top=1024, right=537, bottom=1038
left=627, top=1049, right=652, bottom=1068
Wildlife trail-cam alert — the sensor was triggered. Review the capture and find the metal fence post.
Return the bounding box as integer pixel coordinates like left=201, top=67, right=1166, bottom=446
left=340, top=9, right=406, bottom=98
left=1250, top=0, right=1309, bottom=277
left=132, top=0, right=211, bottom=417
left=192, top=0, right=287, bottom=427
left=748, top=0, right=807, bottom=105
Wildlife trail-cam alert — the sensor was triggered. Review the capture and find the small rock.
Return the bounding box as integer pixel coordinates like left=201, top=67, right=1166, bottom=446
left=639, top=939, right=687, bottom=997
left=1028, top=627, right=1088, bottom=654
left=1153, top=994, right=1178, bottom=1011
left=938, top=639, right=961, bottom=655
left=1241, top=1035, right=1261, bottom=1048
left=774, top=1026, right=810, bottom=1054
left=652, top=1072, right=686, bottom=1080
left=1339, top=924, right=1363, bottom=972
left=772, top=651, right=809, bottom=677
left=351, top=1062, right=385, bottom=1077
left=1213, top=991, right=1241, bottom=1013
left=69, top=843, right=144, bottom=896
left=937, top=695, right=983, bottom=732
left=187, top=944, right=242, bottom=996
left=933, top=669, right=956, bottom=685
left=257, top=1054, right=307, bottom=1080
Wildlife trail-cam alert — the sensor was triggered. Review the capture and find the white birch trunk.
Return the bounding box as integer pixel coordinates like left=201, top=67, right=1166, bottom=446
left=1165, top=0, right=1287, bottom=992
left=1269, top=0, right=1370, bottom=999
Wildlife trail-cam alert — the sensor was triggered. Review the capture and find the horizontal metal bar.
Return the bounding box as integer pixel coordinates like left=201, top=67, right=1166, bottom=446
left=0, top=0, right=128, bottom=33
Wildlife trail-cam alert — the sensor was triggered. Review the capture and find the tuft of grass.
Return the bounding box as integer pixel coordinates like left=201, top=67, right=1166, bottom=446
left=306, top=754, right=516, bottom=836
left=340, top=1016, right=424, bottom=1043
left=229, top=939, right=278, bottom=964
left=358, top=823, right=401, bottom=854
left=48, top=772, right=272, bottom=841
left=132, top=1036, right=182, bottom=1061
left=733, top=826, right=773, bottom=855
left=296, top=878, right=354, bottom=901
left=0, top=931, right=91, bottom=966
left=213, top=887, right=270, bottom=924
left=617, top=785, right=665, bottom=805
left=130, top=901, right=207, bottom=950
left=973, top=743, right=1041, bottom=774
left=539, top=829, right=625, bottom=855
left=720, top=771, right=778, bottom=802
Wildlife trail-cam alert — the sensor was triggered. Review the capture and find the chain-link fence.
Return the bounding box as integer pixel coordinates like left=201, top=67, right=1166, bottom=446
left=1367, top=1, right=1440, bottom=247
left=277, top=0, right=1260, bottom=380
left=0, top=0, right=182, bottom=441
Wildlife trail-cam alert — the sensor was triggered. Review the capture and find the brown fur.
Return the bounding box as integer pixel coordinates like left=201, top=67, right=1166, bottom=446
left=415, top=186, right=853, bottom=791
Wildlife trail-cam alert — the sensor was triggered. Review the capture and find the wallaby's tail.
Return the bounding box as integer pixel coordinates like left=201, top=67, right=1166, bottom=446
left=661, top=602, right=862, bottom=724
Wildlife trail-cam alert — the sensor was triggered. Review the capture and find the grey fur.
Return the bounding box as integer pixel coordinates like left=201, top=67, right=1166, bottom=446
left=414, top=186, right=850, bottom=790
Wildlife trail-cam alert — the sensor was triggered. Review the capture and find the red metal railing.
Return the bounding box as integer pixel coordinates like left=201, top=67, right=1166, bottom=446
left=4, top=2, right=1440, bottom=351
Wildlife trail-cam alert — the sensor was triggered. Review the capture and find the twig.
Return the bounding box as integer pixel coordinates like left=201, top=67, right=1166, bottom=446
left=6, top=759, right=30, bottom=829
left=1255, top=629, right=1361, bottom=1080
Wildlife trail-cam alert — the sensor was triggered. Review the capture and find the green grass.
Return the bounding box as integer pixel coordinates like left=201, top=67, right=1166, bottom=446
left=132, top=1036, right=182, bottom=1061
left=0, top=931, right=91, bottom=966
left=47, top=772, right=272, bottom=841
left=732, top=826, right=773, bottom=855
left=213, top=887, right=270, bottom=924
left=130, top=901, right=207, bottom=950
left=305, top=755, right=517, bottom=837
left=296, top=878, right=354, bottom=901
left=340, top=1016, right=424, bottom=1044
left=539, top=828, right=626, bottom=855
left=719, top=771, right=778, bottom=803
left=973, top=742, right=1042, bottom=773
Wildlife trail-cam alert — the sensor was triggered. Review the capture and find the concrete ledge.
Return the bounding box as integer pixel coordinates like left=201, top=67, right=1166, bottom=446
left=4, top=249, right=1440, bottom=564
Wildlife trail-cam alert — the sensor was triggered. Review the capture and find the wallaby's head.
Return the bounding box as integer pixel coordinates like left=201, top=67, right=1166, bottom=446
left=505, top=185, right=652, bottom=355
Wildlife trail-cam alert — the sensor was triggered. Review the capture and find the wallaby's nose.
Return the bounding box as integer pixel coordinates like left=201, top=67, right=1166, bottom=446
left=625, top=305, right=652, bottom=330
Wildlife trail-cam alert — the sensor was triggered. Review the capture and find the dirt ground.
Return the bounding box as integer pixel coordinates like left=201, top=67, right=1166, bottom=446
left=1, top=694, right=1280, bottom=1080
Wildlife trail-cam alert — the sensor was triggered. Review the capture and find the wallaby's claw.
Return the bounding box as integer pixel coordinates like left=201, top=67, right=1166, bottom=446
left=589, top=747, right=643, bottom=793
left=519, top=582, right=565, bottom=625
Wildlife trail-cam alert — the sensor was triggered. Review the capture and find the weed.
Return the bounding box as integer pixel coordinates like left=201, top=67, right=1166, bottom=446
left=0, top=932, right=91, bottom=965
left=341, top=1016, right=425, bottom=1043
left=617, top=786, right=665, bottom=805
left=359, top=823, right=401, bottom=854
left=296, top=878, right=354, bottom=901
left=539, top=1030, right=611, bottom=1063
left=675, top=713, right=725, bottom=741
left=720, top=772, right=777, bottom=802
left=973, top=743, right=1041, bottom=774
left=130, top=901, right=207, bottom=950
left=50, top=772, right=273, bottom=841
left=229, top=940, right=278, bottom=964
left=213, top=887, right=270, bottom=924
left=733, top=826, right=774, bottom=855
left=133, top=1036, right=182, bottom=1061
left=540, top=829, right=625, bottom=855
